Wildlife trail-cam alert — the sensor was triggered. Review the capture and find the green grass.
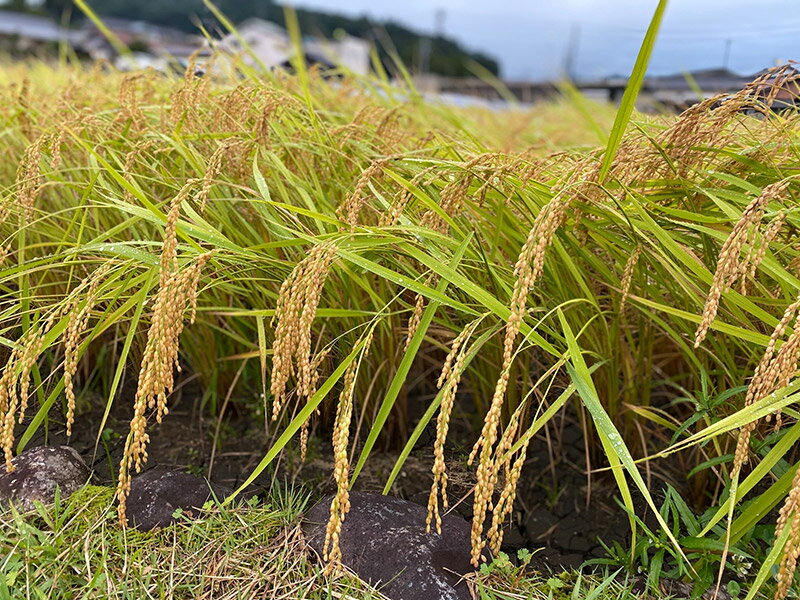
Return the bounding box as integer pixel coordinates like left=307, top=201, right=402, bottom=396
left=0, top=485, right=380, bottom=599
left=0, top=485, right=655, bottom=600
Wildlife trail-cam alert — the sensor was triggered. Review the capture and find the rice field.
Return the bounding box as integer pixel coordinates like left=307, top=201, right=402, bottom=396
left=0, top=23, right=800, bottom=599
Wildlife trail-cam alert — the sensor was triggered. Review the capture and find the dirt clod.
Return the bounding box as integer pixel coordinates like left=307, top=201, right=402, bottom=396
left=125, top=468, right=230, bottom=531
left=303, top=491, right=478, bottom=600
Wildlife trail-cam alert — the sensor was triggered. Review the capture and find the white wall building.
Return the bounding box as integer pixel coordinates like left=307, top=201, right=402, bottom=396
left=304, top=34, right=370, bottom=75
left=221, top=18, right=292, bottom=70
left=220, top=18, right=370, bottom=75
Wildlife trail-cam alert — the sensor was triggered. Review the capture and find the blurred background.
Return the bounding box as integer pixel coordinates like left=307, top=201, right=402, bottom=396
left=0, top=0, right=797, bottom=112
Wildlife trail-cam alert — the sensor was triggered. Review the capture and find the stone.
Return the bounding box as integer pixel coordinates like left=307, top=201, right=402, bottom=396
left=302, top=491, right=478, bottom=600
left=125, top=468, right=230, bottom=531
left=0, top=445, right=91, bottom=511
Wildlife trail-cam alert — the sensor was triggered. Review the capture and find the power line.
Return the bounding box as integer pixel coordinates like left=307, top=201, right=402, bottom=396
left=464, top=27, right=800, bottom=42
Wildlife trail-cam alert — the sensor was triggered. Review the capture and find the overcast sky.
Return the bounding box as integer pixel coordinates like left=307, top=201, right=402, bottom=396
left=293, top=0, right=799, bottom=81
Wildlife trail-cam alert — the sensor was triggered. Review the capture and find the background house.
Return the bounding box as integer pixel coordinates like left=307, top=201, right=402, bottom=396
left=0, top=11, right=67, bottom=53
left=70, top=16, right=207, bottom=67
left=304, top=34, right=370, bottom=75
left=218, top=18, right=370, bottom=75
left=218, top=18, right=291, bottom=70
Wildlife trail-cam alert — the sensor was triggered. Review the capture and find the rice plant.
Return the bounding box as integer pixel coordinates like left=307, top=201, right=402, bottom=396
left=1, top=10, right=800, bottom=597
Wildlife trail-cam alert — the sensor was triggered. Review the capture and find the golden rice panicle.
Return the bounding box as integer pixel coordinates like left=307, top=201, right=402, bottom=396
left=323, top=333, right=371, bottom=571
left=760, top=313, right=800, bottom=432
left=115, top=185, right=210, bottom=526
left=741, top=210, right=785, bottom=294
left=64, top=263, right=112, bottom=437
left=470, top=414, right=520, bottom=566
left=270, top=241, right=338, bottom=420
left=123, top=140, right=158, bottom=203
left=756, top=63, right=800, bottom=109
left=487, top=440, right=529, bottom=555
left=299, top=419, right=310, bottom=462
left=694, top=181, right=791, bottom=348
left=197, top=142, right=229, bottom=212
left=427, top=322, right=478, bottom=534
left=466, top=162, right=590, bottom=565
left=732, top=296, right=800, bottom=478
left=404, top=290, right=428, bottom=353
left=15, top=78, right=33, bottom=139
left=255, top=90, right=280, bottom=147
left=620, top=68, right=794, bottom=183
left=15, top=135, right=48, bottom=222
left=374, top=107, right=403, bottom=150
left=295, top=245, right=338, bottom=399
left=419, top=175, right=470, bottom=233
left=0, top=311, right=60, bottom=469
left=270, top=269, right=305, bottom=417
left=619, top=245, right=642, bottom=314
left=775, top=466, right=800, bottom=598
left=322, top=361, right=357, bottom=569
left=49, top=129, right=66, bottom=171
left=420, top=156, right=488, bottom=234
left=212, top=85, right=253, bottom=133
left=160, top=181, right=197, bottom=286
left=117, top=73, right=147, bottom=130
left=338, top=160, right=385, bottom=229
left=469, top=186, right=574, bottom=467
left=0, top=192, right=11, bottom=226
left=169, top=51, right=212, bottom=130
left=116, top=251, right=210, bottom=525
left=299, top=349, right=329, bottom=462
left=380, top=165, right=437, bottom=227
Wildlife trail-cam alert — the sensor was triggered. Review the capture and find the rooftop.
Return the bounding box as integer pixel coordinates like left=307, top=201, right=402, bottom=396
left=0, top=11, right=65, bottom=42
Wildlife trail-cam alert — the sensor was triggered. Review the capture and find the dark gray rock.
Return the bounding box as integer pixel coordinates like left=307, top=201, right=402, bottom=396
left=126, top=468, right=230, bottom=531
left=0, top=445, right=91, bottom=511
left=302, top=492, right=478, bottom=600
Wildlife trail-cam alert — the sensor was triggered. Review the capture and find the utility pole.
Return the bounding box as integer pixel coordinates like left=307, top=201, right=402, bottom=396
left=420, top=9, right=445, bottom=74
left=435, top=9, right=446, bottom=38
left=723, top=38, right=732, bottom=71
left=563, top=23, right=580, bottom=81
left=419, top=38, right=431, bottom=73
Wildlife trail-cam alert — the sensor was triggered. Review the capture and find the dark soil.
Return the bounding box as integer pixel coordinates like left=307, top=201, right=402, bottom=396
left=17, top=381, right=656, bottom=572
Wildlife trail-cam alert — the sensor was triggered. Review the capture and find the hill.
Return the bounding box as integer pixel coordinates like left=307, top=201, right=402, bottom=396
left=40, top=0, right=500, bottom=76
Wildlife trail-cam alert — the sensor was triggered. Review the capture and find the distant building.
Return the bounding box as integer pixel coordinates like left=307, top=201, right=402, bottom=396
left=219, top=18, right=291, bottom=70
left=638, top=66, right=800, bottom=112
left=70, top=17, right=207, bottom=66
left=218, top=18, right=370, bottom=75
left=751, top=65, right=800, bottom=109
left=0, top=10, right=67, bottom=52
left=305, top=34, right=371, bottom=75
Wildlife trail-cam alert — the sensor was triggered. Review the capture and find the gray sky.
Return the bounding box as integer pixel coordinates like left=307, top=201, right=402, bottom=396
left=293, top=0, right=799, bottom=81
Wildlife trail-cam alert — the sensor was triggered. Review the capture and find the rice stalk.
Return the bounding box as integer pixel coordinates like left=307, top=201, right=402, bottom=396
left=427, top=319, right=481, bottom=534
left=0, top=309, right=60, bottom=468
left=15, top=135, right=48, bottom=222
left=323, top=332, right=372, bottom=572
left=115, top=182, right=211, bottom=525
left=64, top=263, right=112, bottom=436
left=270, top=241, right=339, bottom=420
left=619, top=244, right=642, bottom=313
left=694, top=180, right=792, bottom=347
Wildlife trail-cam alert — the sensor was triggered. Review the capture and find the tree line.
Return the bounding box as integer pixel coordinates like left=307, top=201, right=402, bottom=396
left=29, top=0, right=500, bottom=77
